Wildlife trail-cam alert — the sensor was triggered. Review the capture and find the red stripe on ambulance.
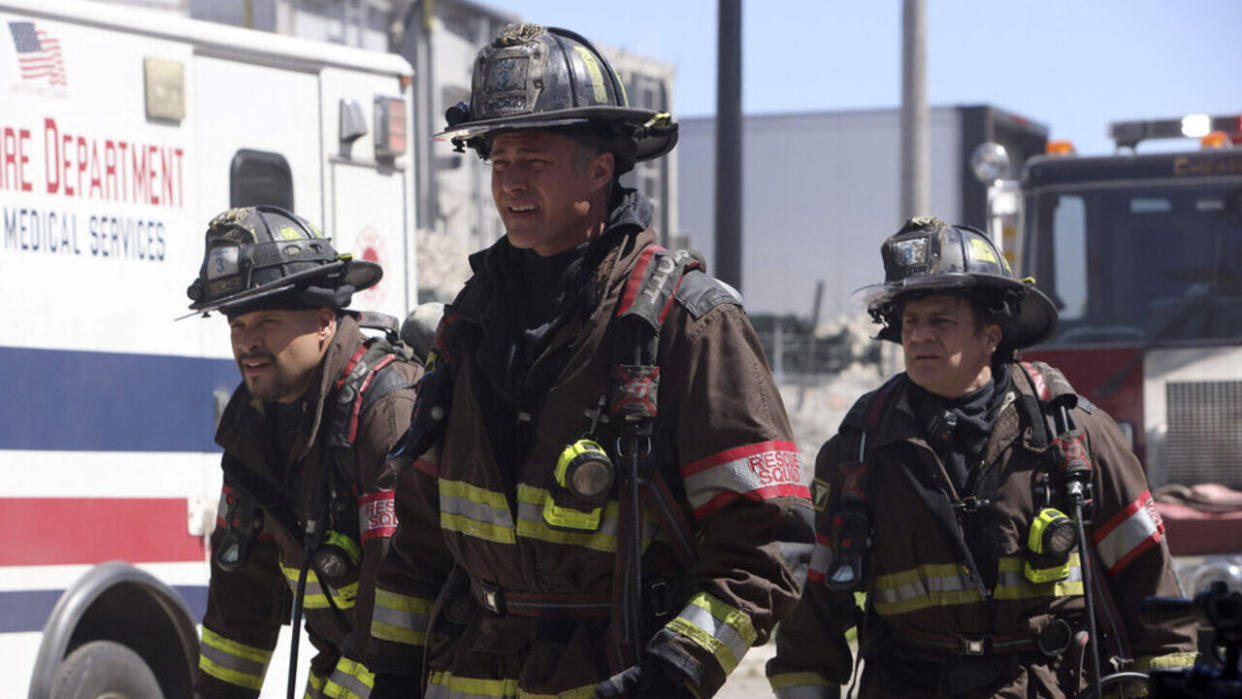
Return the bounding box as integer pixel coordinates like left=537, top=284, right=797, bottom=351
left=0, top=498, right=205, bottom=565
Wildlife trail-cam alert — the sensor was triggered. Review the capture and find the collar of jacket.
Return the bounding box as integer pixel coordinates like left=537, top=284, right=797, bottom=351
left=452, top=185, right=655, bottom=331
left=215, top=313, right=365, bottom=480
left=867, top=362, right=1038, bottom=463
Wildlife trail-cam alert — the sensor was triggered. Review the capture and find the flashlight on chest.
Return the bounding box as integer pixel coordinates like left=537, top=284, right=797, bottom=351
left=1024, top=507, right=1076, bottom=583
left=543, top=439, right=615, bottom=531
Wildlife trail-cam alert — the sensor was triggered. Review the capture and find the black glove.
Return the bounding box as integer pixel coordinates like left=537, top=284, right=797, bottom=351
left=594, top=657, right=695, bottom=698
left=369, top=672, right=421, bottom=699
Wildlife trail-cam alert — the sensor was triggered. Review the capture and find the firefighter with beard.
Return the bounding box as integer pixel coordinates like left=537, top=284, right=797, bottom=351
left=766, top=217, right=1196, bottom=697
left=364, top=23, right=814, bottom=699
left=186, top=206, right=422, bottom=698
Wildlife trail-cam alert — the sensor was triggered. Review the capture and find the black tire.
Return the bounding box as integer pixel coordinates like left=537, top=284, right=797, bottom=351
left=50, top=640, right=165, bottom=699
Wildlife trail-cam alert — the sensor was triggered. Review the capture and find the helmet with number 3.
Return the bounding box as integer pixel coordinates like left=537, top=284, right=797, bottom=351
left=185, top=205, right=380, bottom=317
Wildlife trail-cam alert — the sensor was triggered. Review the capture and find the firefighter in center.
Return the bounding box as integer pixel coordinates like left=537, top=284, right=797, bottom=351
left=766, top=218, right=1197, bottom=697
left=364, top=23, right=815, bottom=698
left=187, top=206, right=422, bottom=698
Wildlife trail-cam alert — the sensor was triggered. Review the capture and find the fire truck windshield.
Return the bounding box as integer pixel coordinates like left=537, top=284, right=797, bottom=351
left=1029, top=182, right=1242, bottom=347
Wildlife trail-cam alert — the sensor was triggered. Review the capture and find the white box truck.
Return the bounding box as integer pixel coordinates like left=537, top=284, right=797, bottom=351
left=0, top=0, right=417, bottom=695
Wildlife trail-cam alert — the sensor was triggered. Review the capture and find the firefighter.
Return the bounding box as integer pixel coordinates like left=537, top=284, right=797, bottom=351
left=365, top=23, right=814, bottom=699
left=766, top=217, right=1198, bottom=697
left=186, top=206, right=422, bottom=698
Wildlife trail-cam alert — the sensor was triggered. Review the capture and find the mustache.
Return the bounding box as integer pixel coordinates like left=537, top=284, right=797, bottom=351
left=238, top=351, right=275, bottom=362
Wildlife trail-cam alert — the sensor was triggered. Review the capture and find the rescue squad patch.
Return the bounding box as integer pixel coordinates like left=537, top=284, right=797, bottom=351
left=812, top=478, right=831, bottom=512
left=360, top=490, right=398, bottom=541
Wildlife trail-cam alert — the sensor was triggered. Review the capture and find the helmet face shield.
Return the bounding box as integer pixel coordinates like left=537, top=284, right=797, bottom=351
left=859, top=218, right=1057, bottom=348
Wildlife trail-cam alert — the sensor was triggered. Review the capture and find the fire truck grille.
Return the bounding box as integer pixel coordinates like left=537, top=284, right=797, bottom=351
left=1165, top=380, right=1242, bottom=488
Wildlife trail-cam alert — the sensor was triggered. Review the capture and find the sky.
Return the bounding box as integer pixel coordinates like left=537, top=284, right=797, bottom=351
left=499, top=0, right=1241, bottom=156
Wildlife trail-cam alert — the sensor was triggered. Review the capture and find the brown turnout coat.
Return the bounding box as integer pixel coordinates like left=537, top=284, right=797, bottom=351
left=196, top=314, right=421, bottom=698
left=368, top=215, right=815, bottom=698
left=767, top=362, right=1196, bottom=698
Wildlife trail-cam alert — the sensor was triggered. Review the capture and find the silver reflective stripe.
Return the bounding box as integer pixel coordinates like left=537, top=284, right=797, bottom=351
left=995, top=562, right=1083, bottom=588
left=371, top=603, right=429, bottom=634
left=326, top=662, right=373, bottom=699
left=679, top=600, right=751, bottom=667
left=807, top=536, right=832, bottom=581
left=681, top=440, right=804, bottom=517
left=1094, top=491, right=1162, bottom=573
left=874, top=570, right=973, bottom=606
left=199, top=641, right=268, bottom=680
left=442, top=494, right=513, bottom=528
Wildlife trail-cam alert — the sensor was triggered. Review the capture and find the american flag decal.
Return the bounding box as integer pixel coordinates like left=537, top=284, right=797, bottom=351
left=9, top=21, right=67, bottom=87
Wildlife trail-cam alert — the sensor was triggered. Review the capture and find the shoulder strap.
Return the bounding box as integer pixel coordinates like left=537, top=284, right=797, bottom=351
left=330, top=336, right=413, bottom=449
left=673, top=268, right=742, bottom=319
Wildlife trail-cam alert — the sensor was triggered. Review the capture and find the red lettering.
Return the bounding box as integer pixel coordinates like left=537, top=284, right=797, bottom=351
left=148, top=145, right=159, bottom=205
left=117, top=142, right=129, bottom=200
left=43, top=118, right=59, bottom=194
left=88, top=140, right=102, bottom=198
left=131, top=145, right=147, bottom=204
left=76, top=136, right=87, bottom=197
left=61, top=134, right=74, bottom=196
left=104, top=140, right=117, bottom=199
left=18, top=129, right=31, bottom=192
left=2, top=127, right=15, bottom=189
left=174, top=147, right=184, bottom=207
left=160, top=147, right=173, bottom=206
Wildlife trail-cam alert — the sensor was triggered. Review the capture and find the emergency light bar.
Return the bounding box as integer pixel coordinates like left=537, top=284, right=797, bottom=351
left=1110, top=114, right=1242, bottom=149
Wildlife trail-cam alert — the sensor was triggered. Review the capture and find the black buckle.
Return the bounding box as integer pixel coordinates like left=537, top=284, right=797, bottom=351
left=954, top=496, right=992, bottom=514
left=645, top=579, right=674, bottom=620
left=479, top=580, right=505, bottom=614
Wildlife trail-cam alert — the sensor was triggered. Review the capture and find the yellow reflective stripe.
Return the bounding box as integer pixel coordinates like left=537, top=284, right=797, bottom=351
left=440, top=478, right=510, bottom=509
left=324, top=657, right=375, bottom=699
left=371, top=588, right=433, bottom=646
left=305, top=670, right=327, bottom=699
left=769, top=672, right=834, bottom=689
left=1133, top=651, right=1198, bottom=671
left=514, top=485, right=659, bottom=554
left=994, top=555, right=1084, bottom=600
left=515, top=484, right=619, bottom=553
left=202, top=628, right=273, bottom=664
left=872, top=562, right=981, bottom=615
left=688, top=592, right=758, bottom=645
left=200, top=654, right=266, bottom=691
left=442, top=512, right=517, bottom=543
left=375, top=588, right=435, bottom=614
left=370, top=620, right=427, bottom=645
left=199, top=629, right=271, bottom=689
left=667, top=592, right=756, bottom=675
left=873, top=557, right=1087, bottom=614
left=426, top=671, right=519, bottom=697
left=278, top=564, right=358, bottom=609
left=519, top=684, right=598, bottom=699
left=439, top=479, right=516, bottom=544
left=873, top=562, right=972, bottom=591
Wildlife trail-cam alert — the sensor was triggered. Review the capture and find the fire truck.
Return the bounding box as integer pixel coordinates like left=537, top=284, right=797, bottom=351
left=0, top=0, right=416, bottom=695
left=978, top=114, right=1242, bottom=602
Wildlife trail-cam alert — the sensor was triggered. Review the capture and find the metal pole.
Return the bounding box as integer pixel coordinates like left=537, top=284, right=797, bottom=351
left=900, top=0, right=929, bottom=221
left=714, top=0, right=743, bottom=292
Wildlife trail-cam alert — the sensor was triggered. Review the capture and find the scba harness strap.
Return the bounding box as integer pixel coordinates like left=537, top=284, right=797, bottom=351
left=609, top=246, right=706, bottom=670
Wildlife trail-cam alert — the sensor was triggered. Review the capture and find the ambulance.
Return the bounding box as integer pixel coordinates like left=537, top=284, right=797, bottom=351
left=0, top=0, right=417, bottom=694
